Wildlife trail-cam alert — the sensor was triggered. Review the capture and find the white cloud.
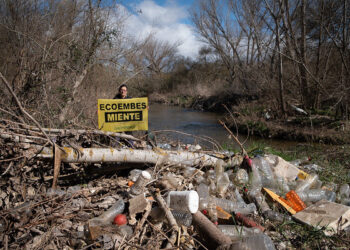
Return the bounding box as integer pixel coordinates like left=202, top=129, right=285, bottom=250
left=120, top=0, right=204, bottom=59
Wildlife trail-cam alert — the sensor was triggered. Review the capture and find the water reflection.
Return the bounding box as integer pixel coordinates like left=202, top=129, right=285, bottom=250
left=148, top=104, right=241, bottom=149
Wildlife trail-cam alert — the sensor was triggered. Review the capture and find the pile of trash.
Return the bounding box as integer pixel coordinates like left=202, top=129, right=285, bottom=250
left=1, top=125, right=350, bottom=249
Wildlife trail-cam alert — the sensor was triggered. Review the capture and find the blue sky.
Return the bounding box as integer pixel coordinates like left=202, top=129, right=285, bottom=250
left=118, top=0, right=203, bottom=58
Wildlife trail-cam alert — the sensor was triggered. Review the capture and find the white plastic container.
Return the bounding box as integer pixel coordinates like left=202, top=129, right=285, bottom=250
left=167, top=190, right=199, bottom=214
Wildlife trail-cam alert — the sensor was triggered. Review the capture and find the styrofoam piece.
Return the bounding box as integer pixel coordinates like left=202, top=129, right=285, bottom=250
left=167, top=190, right=199, bottom=214
left=293, top=199, right=350, bottom=236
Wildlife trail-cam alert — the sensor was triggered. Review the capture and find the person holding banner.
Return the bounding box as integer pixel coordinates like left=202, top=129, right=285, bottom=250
left=113, top=83, right=134, bottom=146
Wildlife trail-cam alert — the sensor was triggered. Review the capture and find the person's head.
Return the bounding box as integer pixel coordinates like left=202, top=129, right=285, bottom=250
left=118, top=84, right=128, bottom=99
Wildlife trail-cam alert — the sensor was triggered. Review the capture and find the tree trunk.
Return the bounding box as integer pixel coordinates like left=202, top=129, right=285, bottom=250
left=37, top=147, right=229, bottom=167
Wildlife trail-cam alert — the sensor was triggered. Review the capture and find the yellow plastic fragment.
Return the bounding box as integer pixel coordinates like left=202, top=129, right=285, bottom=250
left=263, top=188, right=297, bottom=215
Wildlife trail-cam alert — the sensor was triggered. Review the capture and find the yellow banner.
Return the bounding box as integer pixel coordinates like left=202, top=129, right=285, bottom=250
left=98, top=98, right=148, bottom=132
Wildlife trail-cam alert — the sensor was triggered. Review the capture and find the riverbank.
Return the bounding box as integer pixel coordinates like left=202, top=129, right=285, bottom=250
left=149, top=93, right=350, bottom=145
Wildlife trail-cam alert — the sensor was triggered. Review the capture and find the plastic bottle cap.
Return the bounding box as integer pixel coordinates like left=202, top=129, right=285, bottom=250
left=141, top=171, right=151, bottom=180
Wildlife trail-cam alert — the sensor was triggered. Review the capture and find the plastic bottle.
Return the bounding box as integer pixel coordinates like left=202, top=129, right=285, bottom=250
left=297, top=189, right=336, bottom=203
left=274, top=176, right=290, bottom=195
left=229, top=233, right=276, bottom=250
left=233, top=169, right=249, bottom=185
left=295, top=173, right=319, bottom=193
left=263, top=210, right=292, bottom=222
left=130, top=171, right=152, bottom=196
left=167, top=190, right=199, bottom=213
left=339, top=184, right=350, bottom=198
left=89, top=199, right=125, bottom=226
left=215, top=160, right=230, bottom=196
left=289, top=156, right=310, bottom=166
left=250, top=161, right=263, bottom=193
left=248, top=190, right=270, bottom=213
left=216, top=172, right=230, bottom=196
left=218, top=225, right=261, bottom=239
left=207, top=196, right=218, bottom=223
left=197, top=183, right=210, bottom=210
left=234, top=188, right=246, bottom=204
left=213, top=197, right=256, bottom=215
left=252, top=156, right=275, bottom=188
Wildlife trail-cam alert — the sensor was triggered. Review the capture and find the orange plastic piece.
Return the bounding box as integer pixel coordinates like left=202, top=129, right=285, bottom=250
left=128, top=180, right=134, bottom=187
left=216, top=206, right=232, bottom=220
left=285, top=190, right=306, bottom=212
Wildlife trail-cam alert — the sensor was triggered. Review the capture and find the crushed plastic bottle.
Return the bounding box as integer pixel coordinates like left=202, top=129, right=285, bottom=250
left=218, top=225, right=261, bottom=239
left=229, top=233, right=276, bottom=250
left=233, top=168, right=249, bottom=185
left=252, top=156, right=276, bottom=188
left=89, top=199, right=125, bottom=226
left=263, top=210, right=291, bottom=222
left=130, top=170, right=152, bottom=196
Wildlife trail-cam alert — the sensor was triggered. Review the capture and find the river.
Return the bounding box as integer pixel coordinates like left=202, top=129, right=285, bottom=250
left=148, top=103, right=296, bottom=150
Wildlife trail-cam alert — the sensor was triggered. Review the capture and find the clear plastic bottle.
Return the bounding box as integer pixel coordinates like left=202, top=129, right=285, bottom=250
left=250, top=161, right=263, bottom=193
left=234, top=188, right=245, bottom=204
left=295, top=173, right=319, bottom=193
left=252, top=156, right=275, bottom=188
left=218, top=225, right=261, bottom=239
left=207, top=196, right=218, bottom=223
left=263, top=210, right=291, bottom=222
left=297, top=189, right=336, bottom=202
left=339, top=184, right=350, bottom=198
left=89, top=199, right=125, bottom=226
left=234, top=168, right=249, bottom=185
left=248, top=190, right=270, bottom=213
left=213, top=197, right=256, bottom=215
left=197, top=183, right=210, bottom=210
left=229, top=233, right=276, bottom=250
left=216, top=172, right=230, bottom=196
left=130, top=171, right=152, bottom=196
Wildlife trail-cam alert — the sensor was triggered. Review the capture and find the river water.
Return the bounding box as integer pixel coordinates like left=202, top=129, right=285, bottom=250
left=148, top=103, right=292, bottom=150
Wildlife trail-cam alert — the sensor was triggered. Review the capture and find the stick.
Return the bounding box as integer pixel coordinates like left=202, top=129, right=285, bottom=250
left=192, top=211, right=231, bottom=249
left=219, top=120, right=247, bottom=156
left=52, top=144, right=62, bottom=189
left=154, top=190, right=178, bottom=247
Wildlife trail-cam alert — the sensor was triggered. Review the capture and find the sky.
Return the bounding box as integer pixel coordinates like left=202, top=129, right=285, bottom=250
left=119, top=0, right=204, bottom=59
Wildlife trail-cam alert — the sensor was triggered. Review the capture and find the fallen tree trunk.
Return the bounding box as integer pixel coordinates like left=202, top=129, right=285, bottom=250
left=37, top=147, right=228, bottom=167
